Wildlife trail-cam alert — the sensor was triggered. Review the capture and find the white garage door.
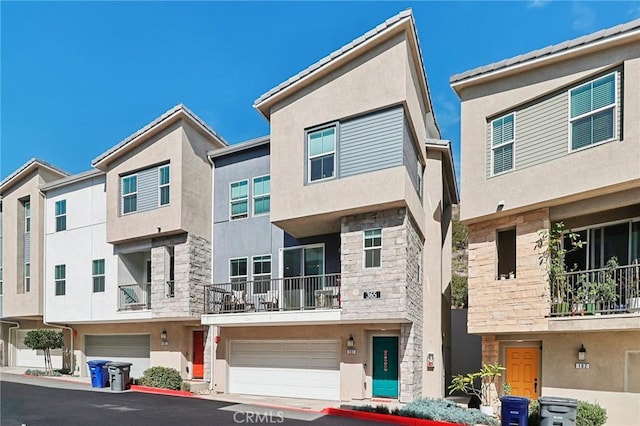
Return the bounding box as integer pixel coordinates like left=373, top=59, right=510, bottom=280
left=16, top=329, right=63, bottom=369
left=229, top=340, right=340, bottom=401
left=85, top=335, right=150, bottom=379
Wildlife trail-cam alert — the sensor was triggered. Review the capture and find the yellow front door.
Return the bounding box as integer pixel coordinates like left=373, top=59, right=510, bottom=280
left=505, top=347, right=539, bottom=399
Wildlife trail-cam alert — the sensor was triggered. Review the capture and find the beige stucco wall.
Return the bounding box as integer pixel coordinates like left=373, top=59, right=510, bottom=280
left=73, top=321, right=203, bottom=380
left=1, top=170, right=60, bottom=318
left=459, top=43, right=640, bottom=223
left=105, top=120, right=216, bottom=244
left=268, top=34, right=428, bottom=237
left=213, top=324, right=412, bottom=401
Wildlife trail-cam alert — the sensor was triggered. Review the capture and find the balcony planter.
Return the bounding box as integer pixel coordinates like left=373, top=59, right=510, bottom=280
left=552, top=302, right=570, bottom=316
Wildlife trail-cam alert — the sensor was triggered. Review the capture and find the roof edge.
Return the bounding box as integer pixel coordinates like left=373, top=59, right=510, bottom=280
left=425, top=139, right=459, bottom=204
left=91, top=104, right=228, bottom=169
left=208, top=135, right=270, bottom=159
left=1, top=158, right=70, bottom=192
left=40, top=168, right=105, bottom=192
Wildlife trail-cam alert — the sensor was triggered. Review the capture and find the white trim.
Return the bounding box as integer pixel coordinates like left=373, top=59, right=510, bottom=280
left=251, top=254, right=272, bottom=294
left=202, top=309, right=343, bottom=326
left=252, top=174, right=270, bottom=217
left=92, top=258, right=106, bottom=293
left=158, top=164, right=170, bottom=207
left=567, top=71, right=618, bottom=153
left=121, top=173, right=138, bottom=215
left=229, top=179, right=249, bottom=220
left=24, top=200, right=31, bottom=233
left=490, top=112, right=516, bottom=177
left=229, top=257, right=248, bottom=283
left=54, top=199, right=66, bottom=232
left=363, top=228, right=383, bottom=269
left=307, top=126, right=337, bottom=183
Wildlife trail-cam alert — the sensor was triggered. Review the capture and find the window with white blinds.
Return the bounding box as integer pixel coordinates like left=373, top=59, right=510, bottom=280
left=570, top=73, right=616, bottom=151
left=491, top=113, right=515, bottom=175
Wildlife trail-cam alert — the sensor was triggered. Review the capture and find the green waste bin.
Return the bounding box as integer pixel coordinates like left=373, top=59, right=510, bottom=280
left=539, top=396, right=578, bottom=426
left=106, top=361, right=132, bottom=391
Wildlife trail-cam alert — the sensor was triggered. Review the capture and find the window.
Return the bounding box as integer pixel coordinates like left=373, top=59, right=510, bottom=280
left=92, top=259, right=105, bottom=292
left=491, top=113, right=514, bottom=175
left=166, top=247, right=175, bottom=297
left=55, top=264, right=66, bottom=296
left=308, top=127, right=336, bottom=182
left=24, top=201, right=31, bottom=233
left=159, top=165, right=170, bottom=206
left=497, top=229, right=516, bottom=279
left=253, top=175, right=270, bottom=215
left=0, top=267, right=3, bottom=295
left=364, top=228, right=382, bottom=268
left=24, top=263, right=30, bottom=292
left=230, top=180, right=248, bottom=220
left=55, top=200, right=67, bottom=231
left=230, top=258, right=248, bottom=291
left=121, top=175, right=138, bottom=214
left=417, top=162, right=424, bottom=199
left=570, top=73, right=616, bottom=151
left=253, top=255, right=271, bottom=294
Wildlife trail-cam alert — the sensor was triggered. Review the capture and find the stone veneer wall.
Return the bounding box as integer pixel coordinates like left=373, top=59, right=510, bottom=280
left=467, top=208, right=550, bottom=334
left=341, top=208, right=424, bottom=401
left=151, top=233, right=210, bottom=317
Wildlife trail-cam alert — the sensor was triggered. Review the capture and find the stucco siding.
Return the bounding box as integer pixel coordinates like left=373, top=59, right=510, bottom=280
left=339, top=106, right=404, bottom=178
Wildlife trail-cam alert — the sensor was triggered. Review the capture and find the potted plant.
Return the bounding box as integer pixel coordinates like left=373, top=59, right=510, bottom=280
left=536, top=222, right=583, bottom=317
left=449, top=363, right=506, bottom=416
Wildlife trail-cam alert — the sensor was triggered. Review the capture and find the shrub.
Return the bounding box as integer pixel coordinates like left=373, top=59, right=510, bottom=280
left=138, top=366, right=184, bottom=390
left=25, top=369, right=62, bottom=377
left=577, top=401, right=607, bottom=426
left=528, top=399, right=606, bottom=426
left=400, top=398, right=498, bottom=426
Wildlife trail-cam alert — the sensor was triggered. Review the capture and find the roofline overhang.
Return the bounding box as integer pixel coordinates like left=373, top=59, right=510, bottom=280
left=425, top=140, right=459, bottom=205
left=91, top=104, right=228, bottom=170
left=0, top=158, right=69, bottom=194
left=207, top=135, right=270, bottom=160
left=253, top=9, right=440, bottom=138
left=40, top=169, right=105, bottom=192
left=450, top=24, right=640, bottom=95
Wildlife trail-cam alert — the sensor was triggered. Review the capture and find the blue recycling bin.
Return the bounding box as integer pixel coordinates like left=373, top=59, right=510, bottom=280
left=87, top=360, right=111, bottom=388
left=501, top=396, right=530, bottom=426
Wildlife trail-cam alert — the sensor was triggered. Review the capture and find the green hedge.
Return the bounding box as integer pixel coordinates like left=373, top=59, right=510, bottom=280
left=138, top=366, right=184, bottom=390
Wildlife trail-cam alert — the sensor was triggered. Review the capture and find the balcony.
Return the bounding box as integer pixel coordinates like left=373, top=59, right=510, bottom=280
left=118, top=283, right=151, bottom=311
left=204, top=273, right=341, bottom=314
left=551, top=262, right=640, bottom=317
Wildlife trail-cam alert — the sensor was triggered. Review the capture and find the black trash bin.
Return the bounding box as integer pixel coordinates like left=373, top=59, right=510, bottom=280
left=87, top=360, right=111, bottom=388
left=106, top=362, right=133, bottom=391
left=500, top=396, right=529, bottom=426
left=539, top=396, right=578, bottom=426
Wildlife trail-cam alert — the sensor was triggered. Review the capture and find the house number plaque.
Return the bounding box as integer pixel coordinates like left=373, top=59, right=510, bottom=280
left=363, top=291, right=381, bottom=299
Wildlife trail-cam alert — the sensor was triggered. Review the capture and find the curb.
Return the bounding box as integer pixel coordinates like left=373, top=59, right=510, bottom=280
left=321, top=407, right=463, bottom=426
left=23, top=373, right=91, bottom=387
left=130, top=385, right=194, bottom=397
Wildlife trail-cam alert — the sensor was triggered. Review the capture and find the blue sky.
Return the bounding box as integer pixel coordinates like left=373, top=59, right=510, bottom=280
left=2, top=1, right=639, bottom=183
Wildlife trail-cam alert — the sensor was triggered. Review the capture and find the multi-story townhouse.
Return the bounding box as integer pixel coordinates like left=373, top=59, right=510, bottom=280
left=0, top=159, right=69, bottom=369
left=451, top=19, right=640, bottom=424
left=202, top=9, right=458, bottom=403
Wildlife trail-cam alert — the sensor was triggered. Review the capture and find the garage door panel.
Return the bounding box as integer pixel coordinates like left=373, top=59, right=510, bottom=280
left=85, top=335, right=150, bottom=379
left=229, top=340, right=340, bottom=400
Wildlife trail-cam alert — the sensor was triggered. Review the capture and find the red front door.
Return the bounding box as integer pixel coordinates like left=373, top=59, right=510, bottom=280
left=193, top=330, right=204, bottom=379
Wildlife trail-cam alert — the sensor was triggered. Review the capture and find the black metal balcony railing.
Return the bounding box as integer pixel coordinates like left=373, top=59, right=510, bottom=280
left=204, top=273, right=341, bottom=314
left=166, top=280, right=175, bottom=298
left=551, top=262, right=640, bottom=317
left=118, top=283, right=151, bottom=311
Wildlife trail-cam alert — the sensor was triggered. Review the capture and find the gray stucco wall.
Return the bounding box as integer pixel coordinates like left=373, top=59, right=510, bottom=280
left=213, top=145, right=284, bottom=284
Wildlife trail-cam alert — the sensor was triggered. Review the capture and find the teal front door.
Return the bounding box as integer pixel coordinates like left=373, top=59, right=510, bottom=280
left=372, top=336, right=399, bottom=398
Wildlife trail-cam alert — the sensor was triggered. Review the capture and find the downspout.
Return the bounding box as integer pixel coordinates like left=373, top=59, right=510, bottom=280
left=0, top=320, right=20, bottom=366
left=206, top=154, right=215, bottom=391
left=39, top=188, right=74, bottom=374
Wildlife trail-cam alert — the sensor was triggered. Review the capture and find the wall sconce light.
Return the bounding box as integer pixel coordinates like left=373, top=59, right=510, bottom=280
left=578, top=344, right=586, bottom=361
left=161, top=330, right=168, bottom=346
left=347, top=334, right=355, bottom=348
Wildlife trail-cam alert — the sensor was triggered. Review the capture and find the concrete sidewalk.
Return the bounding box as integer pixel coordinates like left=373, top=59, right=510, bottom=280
left=0, top=366, right=400, bottom=414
